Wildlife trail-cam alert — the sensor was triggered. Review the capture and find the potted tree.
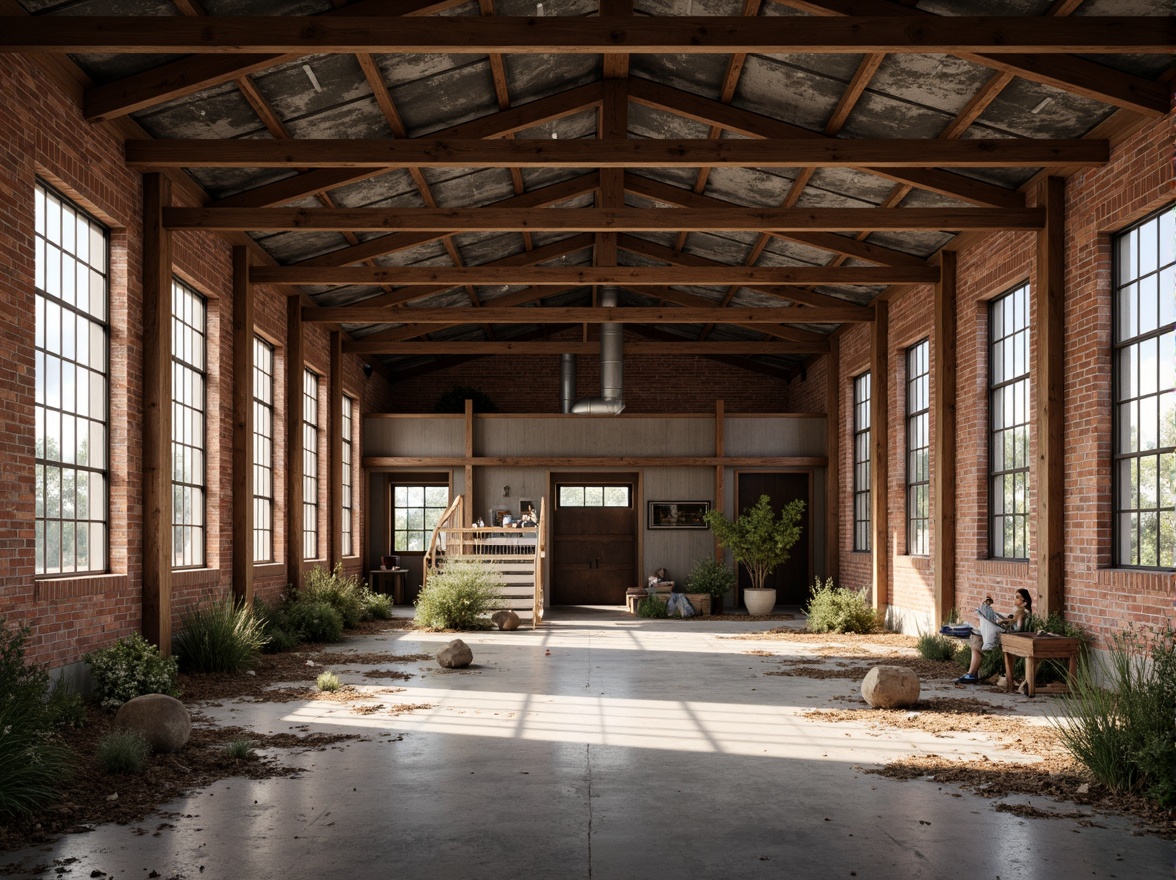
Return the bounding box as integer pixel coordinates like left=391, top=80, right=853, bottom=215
left=685, top=557, right=737, bottom=615
left=704, top=494, right=805, bottom=616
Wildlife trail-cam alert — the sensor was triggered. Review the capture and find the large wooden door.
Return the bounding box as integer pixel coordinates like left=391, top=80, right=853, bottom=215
left=735, top=472, right=812, bottom=606
left=550, top=472, right=638, bottom=605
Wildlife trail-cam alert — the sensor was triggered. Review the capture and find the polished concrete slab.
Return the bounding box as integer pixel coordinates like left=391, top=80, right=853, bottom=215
left=3, top=608, right=1171, bottom=879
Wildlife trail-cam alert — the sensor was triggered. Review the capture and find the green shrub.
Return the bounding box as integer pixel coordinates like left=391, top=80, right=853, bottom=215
left=285, top=600, right=345, bottom=644
left=917, top=632, right=960, bottom=661
left=1054, top=625, right=1176, bottom=805
left=361, top=588, right=394, bottom=621
left=174, top=594, right=269, bottom=674
left=316, top=670, right=341, bottom=692
left=301, top=564, right=366, bottom=629
left=253, top=596, right=302, bottom=653
left=225, top=738, right=254, bottom=760
left=415, top=560, right=502, bottom=630
left=0, top=620, right=73, bottom=819
left=45, top=678, right=87, bottom=729
left=636, top=596, right=668, bottom=618
left=685, top=557, right=737, bottom=599
left=805, top=578, right=879, bottom=634
left=86, top=633, right=180, bottom=711
left=96, top=729, right=151, bottom=775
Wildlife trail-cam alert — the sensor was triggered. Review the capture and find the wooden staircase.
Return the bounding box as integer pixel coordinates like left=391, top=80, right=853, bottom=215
left=423, top=496, right=547, bottom=625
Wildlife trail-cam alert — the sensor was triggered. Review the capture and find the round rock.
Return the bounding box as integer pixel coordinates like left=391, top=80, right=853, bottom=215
left=861, top=665, right=920, bottom=709
left=491, top=610, right=521, bottom=631
left=437, top=638, right=474, bottom=669
left=114, top=693, right=191, bottom=753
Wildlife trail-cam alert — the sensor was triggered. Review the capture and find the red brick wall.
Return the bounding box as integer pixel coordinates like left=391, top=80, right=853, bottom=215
left=0, top=55, right=393, bottom=668
left=824, top=109, right=1176, bottom=645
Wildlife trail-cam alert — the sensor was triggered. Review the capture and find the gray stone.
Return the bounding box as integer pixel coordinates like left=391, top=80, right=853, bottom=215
left=114, top=694, right=191, bottom=753
left=861, top=665, right=920, bottom=709
left=437, top=639, right=474, bottom=669
left=491, top=610, right=521, bottom=631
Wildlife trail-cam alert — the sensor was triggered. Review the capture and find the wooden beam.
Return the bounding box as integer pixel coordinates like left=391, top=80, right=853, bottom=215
left=464, top=398, right=474, bottom=528
left=714, top=398, right=726, bottom=568
left=304, top=305, right=873, bottom=324
left=128, top=137, right=1110, bottom=169
left=342, top=340, right=830, bottom=355
left=329, top=331, right=343, bottom=569
left=825, top=334, right=840, bottom=585
left=364, top=455, right=829, bottom=468
left=1035, top=176, right=1065, bottom=618
left=627, top=79, right=1025, bottom=209
left=171, top=206, right=1045, bottom=234
left=286, top=296, right=304, bottom=590
left=231, top=246, right=254, bottom=604
left=142, top=174, right=173, bottom=654
left=870, top=298, right=889, bottom=613
left=933, top=252, right=956, bottom=625
left=252, top=265, right=937, bottom=287
left=5, top=16, right=1168, bottom=53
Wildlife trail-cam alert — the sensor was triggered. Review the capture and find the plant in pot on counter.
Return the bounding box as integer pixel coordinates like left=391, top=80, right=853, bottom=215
left=703, top=495, right=804, bottom=616
left=685, top=557, right=737, bottom=615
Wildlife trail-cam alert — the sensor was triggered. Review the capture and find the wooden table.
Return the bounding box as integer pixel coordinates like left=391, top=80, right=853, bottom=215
left=1000, top=633, right=1082, bottom=697
left=370, top=568, right=407, bottom=605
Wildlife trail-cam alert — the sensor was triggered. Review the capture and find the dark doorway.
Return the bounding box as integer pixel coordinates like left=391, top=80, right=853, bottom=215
left=735, top=471, right=812, bottom=606
left=549, top=472, right=638, bottom=605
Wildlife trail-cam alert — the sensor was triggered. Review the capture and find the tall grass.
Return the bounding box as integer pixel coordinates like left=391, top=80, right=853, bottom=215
left=174, top=594, right=269, bottom=674
left=1054, top=625, right=1176, bottom=805
left=97, top=729, right=151, bottom=775
left=302, top=564, right=366, bottom=629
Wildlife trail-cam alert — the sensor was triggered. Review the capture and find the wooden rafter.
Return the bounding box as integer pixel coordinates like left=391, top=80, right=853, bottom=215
left=342, top=340, right=830, bottom=355
left=126, top=137, right=1109, bottom=169
left=4, top=16, right=1169, bottom=54
left=301, top=305, right=873, bottom=324
left=164, top=205, right=1045, bottom=232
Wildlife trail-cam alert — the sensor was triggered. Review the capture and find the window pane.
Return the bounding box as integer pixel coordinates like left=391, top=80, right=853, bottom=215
left=604, top=486, right=629, bottom=507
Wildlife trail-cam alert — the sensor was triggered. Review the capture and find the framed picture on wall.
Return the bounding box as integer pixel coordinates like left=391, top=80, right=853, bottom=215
left=647, top=501, right=710, bottom=530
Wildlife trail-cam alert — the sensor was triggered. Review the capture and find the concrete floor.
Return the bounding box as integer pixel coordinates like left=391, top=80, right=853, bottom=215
left=3, top=608, right=1172, bottom=879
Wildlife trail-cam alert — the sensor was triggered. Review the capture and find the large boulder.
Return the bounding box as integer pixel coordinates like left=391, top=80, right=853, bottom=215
left=437, top=639, right=474, bottom=669
left=115, top=694, right=191, bottom=753
left=861, top=665, right=920, bottom=709
left=491, top=610, right=521, bottom=631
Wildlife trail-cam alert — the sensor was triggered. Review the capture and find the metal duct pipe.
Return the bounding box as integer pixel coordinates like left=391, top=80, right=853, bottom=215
left=559, top=353, right=577, bottom=414
left=571, top=287, right=625, bottom=415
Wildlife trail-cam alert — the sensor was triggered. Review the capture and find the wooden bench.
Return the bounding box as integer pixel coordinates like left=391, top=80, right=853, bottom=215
left=625, top=589, right=711, bottom=616
left=1000, top=632, right=1082, bottom=697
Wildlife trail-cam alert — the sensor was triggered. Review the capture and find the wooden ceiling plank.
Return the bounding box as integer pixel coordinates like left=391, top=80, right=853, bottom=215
left=302, top=305, right=874, bottom=324
left=7, top=16, right=1170, bottom=54
left=168, top=205, right=1046, bottom=232
left=128, top=137, right=1108, bottom=169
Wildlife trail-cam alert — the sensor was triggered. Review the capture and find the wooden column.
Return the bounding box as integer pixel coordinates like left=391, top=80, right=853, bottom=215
left=142, top=173, right=173, bottom=653
left=286, top=296, right=304, bottom=589
left=933, top=253, right=957, bottom=623
left=464, top=398, right=475, bottom=526
left=825, top=336, right=841, bottom=584
left=870, top=299, right=890, bottom=612
left=328, top=330, right=343, bottom=568
left=1035, top=176, right=1066, bottom=618
left=231, top=246, right=254, bottom=603
left=714, top=398, right=725, bottom=557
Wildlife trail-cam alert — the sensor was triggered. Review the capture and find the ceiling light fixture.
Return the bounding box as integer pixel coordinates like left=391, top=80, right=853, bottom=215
left=1031, top=97, right=1052, bottom=114
left=536, top=2, right=544, bottom=16
left=302, top=64, right=323, bottom=94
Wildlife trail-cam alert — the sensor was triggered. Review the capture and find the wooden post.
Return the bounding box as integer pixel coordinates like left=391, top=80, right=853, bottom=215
left=1036, top=176, right=1065, bottom=618
left=142, top=173, right=173, bottom=653
left=464, top=397, right=475, bottom=526
left=871, top=299, right=889, bottom=613
left=825, top=335, right=840, bottom=584
left=286, top=296, right=304, bottom=589
left=933, top=253, right=957, bottom=624
left=231, top=246, right=254, bottom=604
left=328, top=331, right=343, bottom=568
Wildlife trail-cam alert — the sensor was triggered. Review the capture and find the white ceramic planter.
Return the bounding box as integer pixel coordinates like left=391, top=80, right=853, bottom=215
left=743, top=588, right=777, bottom=616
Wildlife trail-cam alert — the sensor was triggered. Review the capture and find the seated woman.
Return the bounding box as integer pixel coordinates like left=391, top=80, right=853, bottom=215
left=956, top=588, right=1033, bottom=685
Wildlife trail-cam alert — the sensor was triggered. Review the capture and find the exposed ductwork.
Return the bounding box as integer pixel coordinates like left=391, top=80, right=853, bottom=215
left=559, top=353, right=577, bottom=414
left=569, top=287, right=625, bottom=415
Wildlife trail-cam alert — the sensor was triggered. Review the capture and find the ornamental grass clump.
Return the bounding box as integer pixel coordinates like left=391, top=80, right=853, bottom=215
left=96, top=729, right=151, bottom=775
left=415, top=560, right=502, bottom=630
left=86, top=633, right=180, bottom=711
left=316, top=670, right=341, bottom=692
left=805, top=578, right=879, bottom=634
left=301, top=564, right=366, bottom=629
left=0, top=619, right=74, bottom=820
left=225, top=738, right=255, bottom=760
left=1054, top=624, right=1176, bottom=806
left=173, top=594, right=269, bottom=674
